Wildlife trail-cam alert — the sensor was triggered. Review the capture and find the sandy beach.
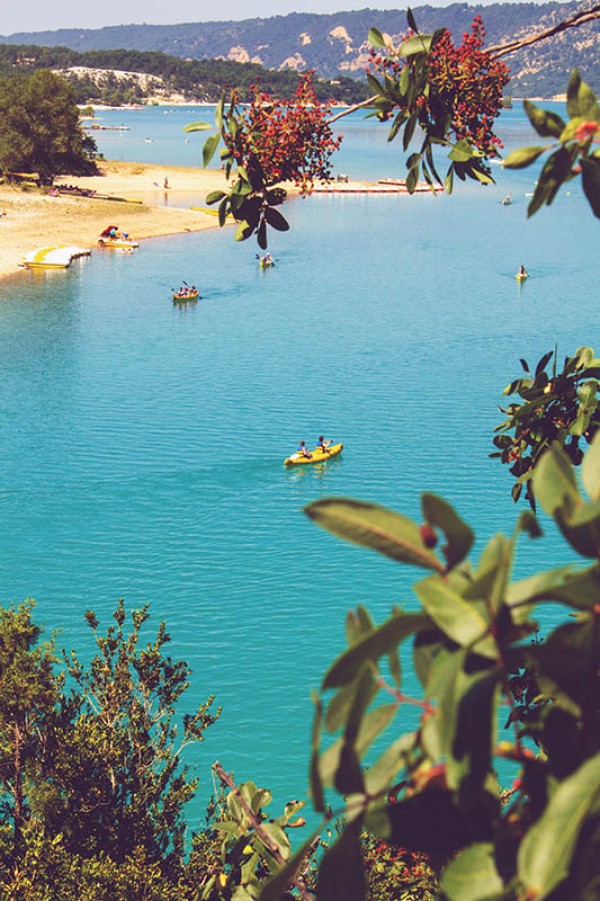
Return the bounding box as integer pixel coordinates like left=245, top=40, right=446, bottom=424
left=0, top=159, right=411, bottom=282
left=0, top=161, right=235, bottom=282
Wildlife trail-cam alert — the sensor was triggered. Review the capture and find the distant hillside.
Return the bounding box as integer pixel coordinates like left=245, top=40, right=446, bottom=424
left=0, top=46, right=368, bottom=105
left=1, top=2, right=599, bottom=98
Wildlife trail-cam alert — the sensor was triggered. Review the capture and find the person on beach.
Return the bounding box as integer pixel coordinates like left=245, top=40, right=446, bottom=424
left=297, top=441, right=312, bottom=458
left=163, top=177, right=169, bottom=189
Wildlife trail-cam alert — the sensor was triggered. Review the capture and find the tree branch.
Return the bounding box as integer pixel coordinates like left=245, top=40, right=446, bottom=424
left=488, top=2, right=600, bottom=58
left=325, top=3, right=600, bottom=129
left=213, top=762, right=316, bottom=900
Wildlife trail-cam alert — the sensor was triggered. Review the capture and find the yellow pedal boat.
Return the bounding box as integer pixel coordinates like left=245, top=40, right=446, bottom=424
left=284, top=443, right=343, bottom=466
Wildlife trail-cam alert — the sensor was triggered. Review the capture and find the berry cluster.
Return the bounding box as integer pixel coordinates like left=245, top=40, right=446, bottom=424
left=368, top=17, right=510, bottom=157
left=222, top=74, right=342, bottom=194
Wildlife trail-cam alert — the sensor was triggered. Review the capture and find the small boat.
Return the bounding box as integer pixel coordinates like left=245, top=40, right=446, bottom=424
left=516, top=271, right=528, bottom=282
left=98, top=237, right=139, bottom=249
left=21, top=245, right=91, bottom=269
left=172, top=290, right=199, bottom=302
left=97, top=225, right=139, bottom=250
left=284, top=442, right=343, bottom=466
left=259, top=255, right=275, bottom=269
left=501, top=194, right=512, bottom=206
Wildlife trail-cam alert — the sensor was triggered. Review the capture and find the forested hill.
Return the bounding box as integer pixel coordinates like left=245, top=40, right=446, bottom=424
left=1, top=2, right=599, bottom=98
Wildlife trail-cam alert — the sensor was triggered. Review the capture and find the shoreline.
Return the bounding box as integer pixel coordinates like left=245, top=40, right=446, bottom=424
left=0, top=161, right=236, bottom=283
left=0, top=160, right=417, bottom=283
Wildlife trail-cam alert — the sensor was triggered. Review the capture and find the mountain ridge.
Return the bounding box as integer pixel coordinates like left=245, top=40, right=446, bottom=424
left=2, top=3, right=599, bottom=97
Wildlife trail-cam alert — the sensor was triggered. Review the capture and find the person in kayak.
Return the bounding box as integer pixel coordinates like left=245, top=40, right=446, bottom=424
left=318, top=436, right=332, bottom=453
left=297, top=441, right=312, bottom=458
left=518, top=264, right=528, bottom=278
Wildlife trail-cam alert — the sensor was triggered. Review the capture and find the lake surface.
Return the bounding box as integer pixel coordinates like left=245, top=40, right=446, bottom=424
left=0, top=103, right=596, bottom=826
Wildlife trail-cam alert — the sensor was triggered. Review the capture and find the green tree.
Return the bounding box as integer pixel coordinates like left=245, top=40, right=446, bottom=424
left=0, top=601, right=220, bottom=897
left=0, top=600, right=61, bottom=863
left=0, top=68, right=97, bottom=184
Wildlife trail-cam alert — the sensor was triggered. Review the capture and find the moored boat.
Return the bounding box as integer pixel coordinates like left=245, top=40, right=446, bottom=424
left=97, top=225, right=139, bottom=249
left=21, top=245, right=91, bottom=269
left=284, top=442, right=343, bottom=466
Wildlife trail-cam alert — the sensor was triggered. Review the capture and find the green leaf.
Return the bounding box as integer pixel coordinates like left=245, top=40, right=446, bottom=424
left=260, top=823, right=290, bottom=860
left=527, top=145, right=577, bottom=216
left=441, top=843, right=504, bottom=901
left=402, top=112, right=418, bottom=150
left=449, top=140, right=475, bottom=163
left=260, top=830, right=323, bottom=901
left=206, top=190, right=226, bottom=205
left=398, top=34, right=432, bottom=57
left=183, top=120, right=212, bottom=133
left=414, top=575, right=497, bottom=659
left=319, top=701, right=398, bottom=788
left=582, top=431, right=600, bottom=501
left=215, top=96, right=224, bottom=131
left=305, top=498, right=444, bottom=572
left=503, top=145, right=548, bottom=169
left=505, top=565, right=574, bottom=616
left=264, top=207, right=289, bottom=232
left=316, top=823, right=365, bottom=901
left=235, top=220, right=254, bottom=242
left=407, top=8, right=419, bottom=33
left=524, top=99, right=565, bottom=138
left=421, top=493, right=474, bottom=569
left=570, top=380, right=597, bottom=436
left=202, top=133, right=221, bottom=168
left=364, top=733, right=416, bottom=795
left=368, top=27, right=386, bottom=47
left=518, top=754, right=600, bottom=899
left=566, top=69, right=599, bottom=120
left=366, top=72, right=385, bottom=98
left=310, top=693, right=325, bottom=813
left=218, top=198, right=229, bottom=227
left=322, top=611, right=430, bottom=690
left=533, top=444, right=580, bottom=518
left=580, top=156, right=600, bottom=218
left=539, top=566, right=600, bottom=612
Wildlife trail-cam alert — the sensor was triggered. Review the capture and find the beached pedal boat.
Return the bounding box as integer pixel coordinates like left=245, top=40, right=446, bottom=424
left=172, top=290, right=199, bottom=303
left=284, top=443, right=343, bottom=466
left=97, top=237, right=139, bottom=249
left=21, top=245, right=91, bottom=270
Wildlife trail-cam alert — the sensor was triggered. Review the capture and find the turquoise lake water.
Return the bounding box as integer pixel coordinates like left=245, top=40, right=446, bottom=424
left=0, top=104, right=597, bottom=826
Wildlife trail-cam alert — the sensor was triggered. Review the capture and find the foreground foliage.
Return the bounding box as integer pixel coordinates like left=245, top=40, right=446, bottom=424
left=185, top=74, right=341, bottom=249
left=247, top=434, right=600, bottom=900
left=493, top=345, right=600, bottom=507
left=191, top=10, right=600, bottom=247
left=0, top=601, right=219, bottom=896
left=503, top=69, right=600, bottom=218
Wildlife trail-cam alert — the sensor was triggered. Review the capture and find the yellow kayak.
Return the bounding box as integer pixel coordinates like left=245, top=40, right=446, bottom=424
left=173, top=290, right=199, bottom=302
left=516, top=272, right=528, bottom=282
left=284, top=443, right=343, bottom=466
